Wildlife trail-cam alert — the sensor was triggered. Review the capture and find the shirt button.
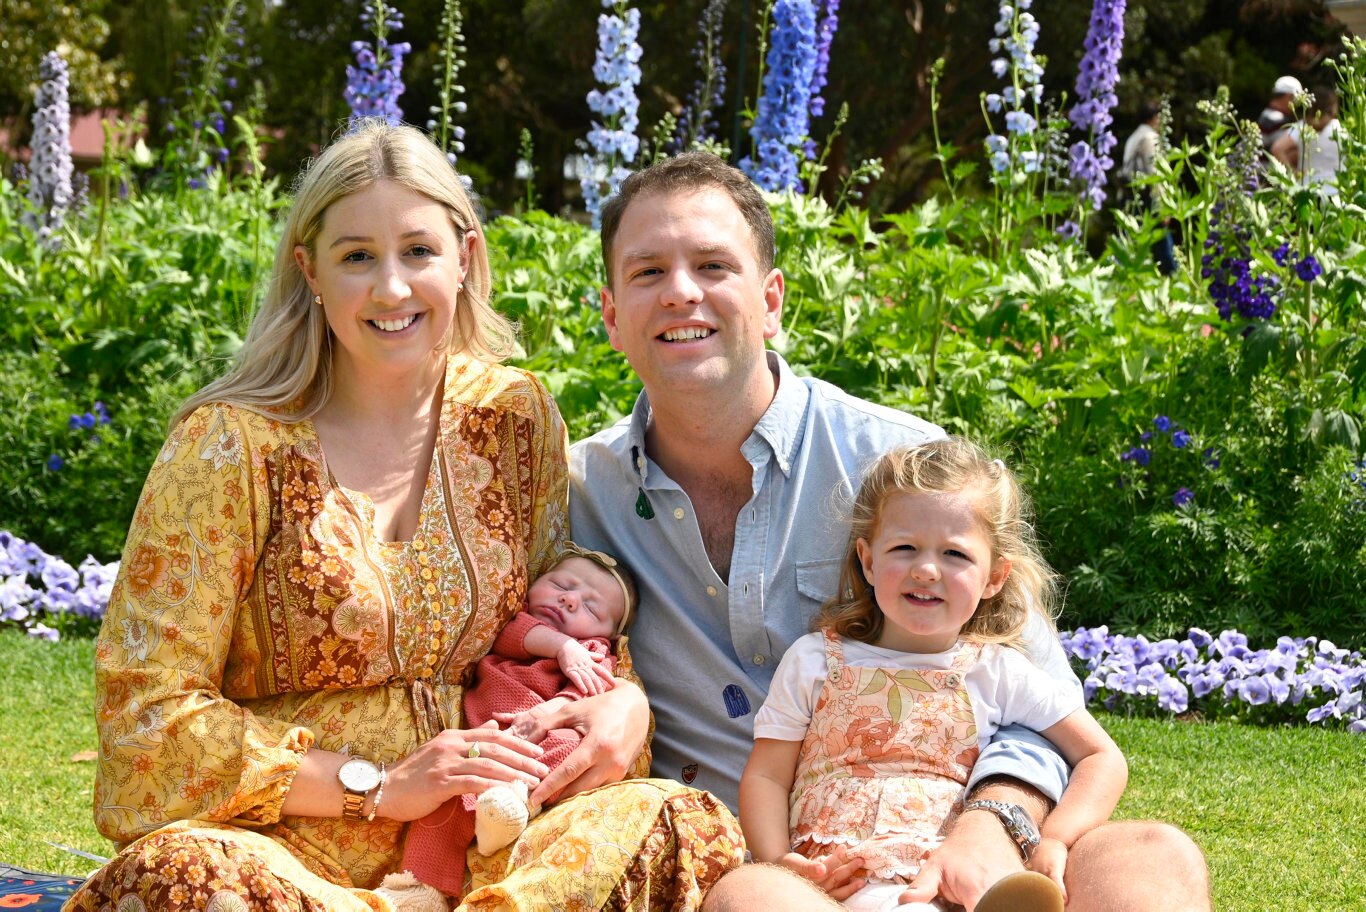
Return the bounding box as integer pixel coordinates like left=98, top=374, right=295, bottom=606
left=430, top=636, right=442, bottom=652
left=706, top=586, right=718, bottom=597
left=425, top=583, right=437, bottom=595
left=418, top=554, right=431, bottom=566
left=673, top=508, right=685, bottom=520
left=421, top=567, right=434, bottom=580
left=636, top=456, right=646, bottom=469
left=413, top=539, right=427, bottom=552
left=752, top=654, right=766, bottom=666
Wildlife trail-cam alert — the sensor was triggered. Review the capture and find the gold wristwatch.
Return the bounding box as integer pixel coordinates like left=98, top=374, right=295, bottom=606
left=337, top=757, right=383, bottom=820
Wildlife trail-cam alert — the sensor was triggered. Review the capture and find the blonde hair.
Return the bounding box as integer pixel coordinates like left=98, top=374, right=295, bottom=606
left=814, top=437, right=1060, bottom=650
left=174, top=119, right=515, bottom=427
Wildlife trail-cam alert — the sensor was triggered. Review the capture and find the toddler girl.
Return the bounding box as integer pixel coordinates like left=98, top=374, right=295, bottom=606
left=739, top=438, right=1127, bottom=912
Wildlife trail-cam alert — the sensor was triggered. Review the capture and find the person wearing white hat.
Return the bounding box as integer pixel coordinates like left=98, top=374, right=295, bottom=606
left=1259, top=75, right=1304, bottom=150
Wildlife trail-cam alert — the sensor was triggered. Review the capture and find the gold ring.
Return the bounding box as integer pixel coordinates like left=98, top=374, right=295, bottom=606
left=468, top=744, right=480, bottom=759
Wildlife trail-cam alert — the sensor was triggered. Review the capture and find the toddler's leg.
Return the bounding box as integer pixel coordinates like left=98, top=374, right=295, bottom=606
left=842, top=878, right=946, bottom=912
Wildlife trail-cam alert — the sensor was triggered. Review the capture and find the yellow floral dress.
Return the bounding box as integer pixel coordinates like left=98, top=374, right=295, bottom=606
left=67, top=355, right=742, bottom=912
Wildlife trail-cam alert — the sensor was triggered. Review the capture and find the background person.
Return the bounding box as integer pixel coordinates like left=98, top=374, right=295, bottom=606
left=1271, top=86, right=1342, bottom=188
left=1259, top=75, right=1304, bottom=150
left=568, top=151, right=1212, bottom=912
left=1118, top=99, right=1176, bottom=275
left=69, top=121, right=741, bottom=911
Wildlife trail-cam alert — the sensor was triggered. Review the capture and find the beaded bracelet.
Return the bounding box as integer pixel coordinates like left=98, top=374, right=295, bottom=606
left=366, top=762, right=388, bottom=822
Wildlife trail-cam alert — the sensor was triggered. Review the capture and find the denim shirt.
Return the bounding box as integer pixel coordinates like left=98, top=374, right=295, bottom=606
left=569, top=352, right=1074, bottom=812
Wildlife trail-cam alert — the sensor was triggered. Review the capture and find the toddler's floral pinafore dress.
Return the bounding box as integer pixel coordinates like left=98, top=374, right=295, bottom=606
left=789, top=628, right=983, bottom=881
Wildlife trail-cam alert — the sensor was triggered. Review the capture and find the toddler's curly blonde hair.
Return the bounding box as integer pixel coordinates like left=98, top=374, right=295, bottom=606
left=814, top=437, right=1060, bottom=650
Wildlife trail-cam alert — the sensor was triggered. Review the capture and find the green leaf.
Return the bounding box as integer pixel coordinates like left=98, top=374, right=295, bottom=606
left=861, top=669, right=888, bottom=696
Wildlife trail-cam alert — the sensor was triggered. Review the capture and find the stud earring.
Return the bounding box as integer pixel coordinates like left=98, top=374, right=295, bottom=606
left=313, top=294, right=322, bottom=305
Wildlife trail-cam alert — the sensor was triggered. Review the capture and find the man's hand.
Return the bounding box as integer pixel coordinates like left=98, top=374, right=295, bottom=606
left=527, top=680, right=649, bottom=808
left=896, top=804, right=1027, bottom=910
left=556, top=639, right=616, bottom=696
left=1026, top=836, right=1068, bottom=900
left=775, top=847, right=866, bottom=901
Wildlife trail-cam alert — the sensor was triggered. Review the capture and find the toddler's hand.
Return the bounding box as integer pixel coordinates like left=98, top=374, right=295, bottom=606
left=556, top=640, right=616, bottom=696
left=776, top=848, right=866, bottom=900
left=1026, top=837, right=1069, bottom=900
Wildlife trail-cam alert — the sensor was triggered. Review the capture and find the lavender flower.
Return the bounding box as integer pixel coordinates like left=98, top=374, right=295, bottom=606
left=1067, top=0, right=1126, bottom=210
left=1061, top=626, right=1366, bottom=733
left=1172, top=487, right=1194, bottom=507
left=673, top=0, right=729, bottom=151
left=345, top=0, right=411, bottom=126
left=22, top=51, right=74, bottom=251
left=740, top=0, right=818, bottom=191
left=0, top=531, right=120, bottom=641
left=808, top=0, right=841, bottom=119
left=582, top=0, right=643, bottom=227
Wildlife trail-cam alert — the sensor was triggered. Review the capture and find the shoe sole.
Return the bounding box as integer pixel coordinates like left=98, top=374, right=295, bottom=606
left=975, top=871, right=1064, bottom=912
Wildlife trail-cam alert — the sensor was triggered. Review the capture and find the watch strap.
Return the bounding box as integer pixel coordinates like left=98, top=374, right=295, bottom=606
left=963, top=798, right=1035, bottom=860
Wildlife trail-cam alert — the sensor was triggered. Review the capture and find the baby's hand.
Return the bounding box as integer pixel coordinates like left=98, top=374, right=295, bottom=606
left=1026, top=836, right=1069, bottom=901
left=776, top=848, right=866, bottom=901
left=556, top=640, right=616, bottom=696
left=491, top=707, right=552, bottom=743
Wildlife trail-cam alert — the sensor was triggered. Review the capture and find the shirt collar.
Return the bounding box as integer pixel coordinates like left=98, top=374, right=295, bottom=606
left=627, top=350, right=810, bottom=484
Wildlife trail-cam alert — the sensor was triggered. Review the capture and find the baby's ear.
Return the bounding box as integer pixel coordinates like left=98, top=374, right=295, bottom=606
left=982, top=557, right=1012, bottom=601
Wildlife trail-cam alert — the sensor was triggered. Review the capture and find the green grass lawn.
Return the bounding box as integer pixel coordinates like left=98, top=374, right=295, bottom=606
left=2, top=629, right=1362, bottom=910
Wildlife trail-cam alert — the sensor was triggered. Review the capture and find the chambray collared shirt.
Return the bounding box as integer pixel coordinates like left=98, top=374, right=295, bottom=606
left=570, top=352, right=1074, bottom=812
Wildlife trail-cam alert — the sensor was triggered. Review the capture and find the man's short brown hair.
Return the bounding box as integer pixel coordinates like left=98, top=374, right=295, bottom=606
left=599, top=152, right=776, bottom=285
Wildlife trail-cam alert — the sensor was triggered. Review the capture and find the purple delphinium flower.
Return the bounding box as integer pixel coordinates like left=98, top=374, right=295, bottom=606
left=45, top=454, right=64, bottom=471
left=672, top=0, right=729, bottom=151
left=1202, top=206, right=1280, bottom=322
left=344, top=0, right=412, bottom=126
left=1067, top=0, right=1126, bottom=211
left=1273, top=242, right=1292, bottom=267
left=1120, top=446, right=1151, bottom=466
left=808, top=0, right=840, bottom=120
left=22, top=51, right=74, bottom=251
left=741, top=0, right=818, bottom=191
left=1294, top=255, right=1323, bottom=283
left=1172, top=429, right=1191, bottom=449
left=1153, top=415, right=1171, bottom=432
left=582, top=0, right=644, bottom=227
left=1172, top=487, right=1195, bottom=507
left=1057, top=220, right=1081, bottom=241
left=429, top=0, right=469, bottom=171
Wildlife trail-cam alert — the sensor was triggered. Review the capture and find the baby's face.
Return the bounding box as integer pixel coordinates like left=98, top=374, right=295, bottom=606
left=526, top=557, right=625, bottom=640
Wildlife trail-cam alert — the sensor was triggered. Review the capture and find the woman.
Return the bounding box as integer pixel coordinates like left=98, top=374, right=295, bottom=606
left=68, top=120, right=742, bottom=911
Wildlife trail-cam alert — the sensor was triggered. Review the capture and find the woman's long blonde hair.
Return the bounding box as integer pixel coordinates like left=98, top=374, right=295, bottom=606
left=173, top=119, right=515, bottom=427
left=814, top=437, right=1060, bottom=650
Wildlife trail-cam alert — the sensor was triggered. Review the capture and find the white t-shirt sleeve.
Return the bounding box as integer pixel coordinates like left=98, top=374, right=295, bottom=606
left=970, top=644, right=1084, bottom=740
left=752, top=632, right=827, bottom=742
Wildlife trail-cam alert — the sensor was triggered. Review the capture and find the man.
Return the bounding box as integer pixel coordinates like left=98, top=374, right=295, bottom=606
left=1119, top=100, right=1176, bottom=275
left=1259, top=75, right=1303, bottom=151
left=569, top=152, right=1211, bottom=910
left=1271, top=86, right=1342, bottom=189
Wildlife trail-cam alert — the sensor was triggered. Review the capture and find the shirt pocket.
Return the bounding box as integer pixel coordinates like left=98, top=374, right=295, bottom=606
left=794, top=557, right=843, bottom=619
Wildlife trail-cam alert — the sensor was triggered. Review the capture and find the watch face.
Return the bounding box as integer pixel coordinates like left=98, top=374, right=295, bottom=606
left=339, top=758, right=381, bottom=792
left=1007, top=806, right=1041, bottom=843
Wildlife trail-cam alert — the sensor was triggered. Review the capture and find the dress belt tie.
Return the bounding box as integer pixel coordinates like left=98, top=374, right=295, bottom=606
left=385, top=675, right=449, bottom=745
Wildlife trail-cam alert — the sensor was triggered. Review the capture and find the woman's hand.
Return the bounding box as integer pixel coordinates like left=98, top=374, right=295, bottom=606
left=556, top=640, right=616, bottom=696
left=777, top=848, right=866, bottom=900
left=526, top=680, right=649, bottom=808
left=379, top=721, right=551, bottom=822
